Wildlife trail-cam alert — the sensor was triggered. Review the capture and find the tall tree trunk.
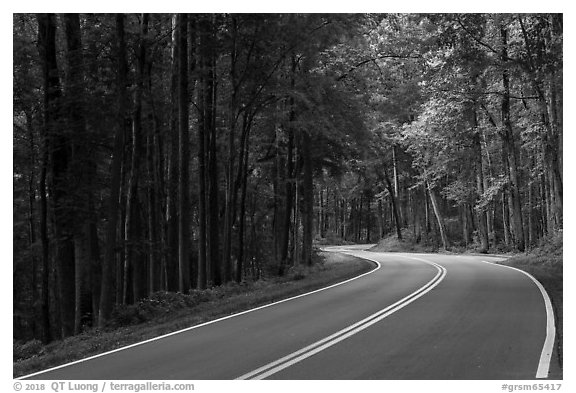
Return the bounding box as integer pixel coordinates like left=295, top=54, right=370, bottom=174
left=124, top=13, right=149, bottom=303
left=527, top=174, right=534, bottom=249
left=146, top=124, right=159, bottom=294
left=236, top=127, right=250, bottom=283
left=427, top=181, right=450, bottom=250
left=423, top=184, right=430, bottom=235
left=25, top=113, right=38, bottom=338
left=143, top=32, right=159, bottom=295
left=222, top=15, right=238, bottom=284
left=357, top=196, right=363, bottom=242
left=196, top=24, right=208, bottom=289
left=501, top=193, right=511, bottom=246
left=340, top=199, right=346, bottom=239
left=166, top=14, right=180, bottom=292
left=414, top=189, right=422, bottom=243
left=380, top=168, right=402, bottom=240
left=471, top=108, right=489, bottom=252
left=199, top=16, right=220, bottom=286
left=274, top=125, right=285, bottom=274
left=500, top=24, right=525, bottom=251
left=293, top=146, right=300, bottom=266
left=281, top=81, right=296, bottom=270
left=116, top=169, right=127, bottom=304
left=208, top=26, right=221, bottom=286
left=540, top=173, right=549, bottom=236
left=377, top=198, right=384, bottom=238
left=233, top=112, right=254, bottom=282
left=38, top=107, right=51, bottom=343
left=64, top=12, right=98, bottom=335
left=177, top=13, right=191, bottom=293
left=300, top=130, right=314, bottom=266
left=366, top=192, right=372, bottom=243
left=38, top=13, right=75, bottom=338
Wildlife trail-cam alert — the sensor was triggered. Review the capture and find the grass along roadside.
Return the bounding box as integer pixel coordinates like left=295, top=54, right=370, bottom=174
left=14, top=251, right=374, bottom=378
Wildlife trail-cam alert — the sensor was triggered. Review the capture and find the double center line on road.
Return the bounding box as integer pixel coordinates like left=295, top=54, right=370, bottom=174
left=237, top=254, right=447, bottom=380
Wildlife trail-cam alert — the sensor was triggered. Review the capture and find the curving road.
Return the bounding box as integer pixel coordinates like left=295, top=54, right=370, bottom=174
left=22, top=245, right=561, bottom=380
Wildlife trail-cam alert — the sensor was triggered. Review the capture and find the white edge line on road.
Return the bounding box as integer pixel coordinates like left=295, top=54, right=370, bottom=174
left=480, top=260, right=556, bottom=379
left=18, top=249, right=380, bottom=380
left=237, top=254, right=446, bottom=380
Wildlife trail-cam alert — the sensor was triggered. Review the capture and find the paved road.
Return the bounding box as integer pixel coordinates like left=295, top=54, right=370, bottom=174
left=23, top=245, right=560, bottom=380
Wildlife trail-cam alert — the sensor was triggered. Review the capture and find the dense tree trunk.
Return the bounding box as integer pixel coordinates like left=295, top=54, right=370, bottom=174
left=377, top=198, right=385, bottom=238
left=500, top=24, right=525, bottom=252
left=366, top=192, right=372, bottom=243
left=274, top=126, right=285, bottom=274
left=24, top=113, right=38, bottom=338
left=124, top=13, right=149, bottom=303
left=37, top=13, right=76, bottom=339
left=198, top=15, right=221, bottom=286
left=38, top=99, right=51, bottom=344
left=64, top=12, right=99, bottom=335
left=300, top=130, right=314, bottom=266
left=177, top=13, right=191, bottom=293
left=166, top=14, right=180, bottom=292
left=195, top=17, right=208, bottom=289
left=427, top=181, right=450, bottom=250
left=222, top=15, right=238, bottom=284
left=236, top=126, right=251, bottom=283
left=472, top=108, right=489, bottom=252
left=501, top=194, right=511, bottom=246
left=527, top=174, right=534, bottom=249
left=380, top=168, right=402, bottom=240
left=281, top=68, right=296, bottom=270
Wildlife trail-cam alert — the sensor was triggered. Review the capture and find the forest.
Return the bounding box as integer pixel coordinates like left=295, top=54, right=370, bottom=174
left=13, top=13, right=562, bottom=345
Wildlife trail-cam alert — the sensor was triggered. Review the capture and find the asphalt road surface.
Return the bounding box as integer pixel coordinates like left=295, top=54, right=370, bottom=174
left=23, top=245, right=561, bottom=380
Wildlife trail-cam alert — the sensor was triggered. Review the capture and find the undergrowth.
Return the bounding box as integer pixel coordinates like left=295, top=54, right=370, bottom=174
left=13, top=251, right=373, bottom=377
left=369, top=228, right=438, bottom=253
left=501, top=230, right=563, bottom=371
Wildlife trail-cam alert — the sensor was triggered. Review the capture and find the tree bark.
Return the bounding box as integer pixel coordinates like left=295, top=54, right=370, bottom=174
left=177, top=13, right=191, bottom=293
left=471, top=107, right=489, bottom=252
left=380, top=168, right=402, bottom=240
left=501, top=193, right=511, bottom=246
left=124, top=13, right=149, bottom=303
left=500, top=24, right=525, bottom=251
left=281, top=75, right=296, bottom=270
left=196, top=20, right=208, bottom=288
left=166, top=14, right=180, bottom=292
left=300, top=130, right=314, bottom=266
left=222, top=15, right=238, bottom=284
left=37, top=84, right=51, bottom=343
left=37, top=13, right=76, bottom=338
left=377, top=198, right=385, bottom=238
left=427, top=181, right=450, bottom=250
left=236, top=125, right=250, bottom=283
left=64, top=12, right=99, bottom=335
left=199, top=16, right=220, bottom=286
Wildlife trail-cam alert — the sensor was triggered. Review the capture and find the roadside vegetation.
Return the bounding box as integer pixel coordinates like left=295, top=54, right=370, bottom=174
left=501, top=231, right=563, bottom=369
left=13, top=251, right=373, bottom=378
left=370, top=228, right=439, bottom=253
